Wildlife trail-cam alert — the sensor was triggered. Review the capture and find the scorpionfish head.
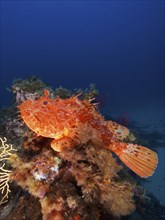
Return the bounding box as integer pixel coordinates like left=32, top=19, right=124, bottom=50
left=18, top=89, right=70, bottom=138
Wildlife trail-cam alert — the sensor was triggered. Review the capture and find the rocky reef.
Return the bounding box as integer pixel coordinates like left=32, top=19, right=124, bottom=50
left=0, top=76, right=164, bottom=220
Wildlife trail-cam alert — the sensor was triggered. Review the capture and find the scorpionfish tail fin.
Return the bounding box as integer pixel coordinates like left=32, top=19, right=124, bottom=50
left=106, top=120, right=130, bottom=141
left=110, top=143, right=158, bottom=178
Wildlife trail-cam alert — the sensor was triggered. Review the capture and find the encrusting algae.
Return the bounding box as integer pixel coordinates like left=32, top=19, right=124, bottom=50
left=0, top=77, right=159, bottom=220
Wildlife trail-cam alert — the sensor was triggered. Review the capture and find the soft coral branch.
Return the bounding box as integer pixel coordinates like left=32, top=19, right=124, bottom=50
left=0, top=164, right=11, bottom=205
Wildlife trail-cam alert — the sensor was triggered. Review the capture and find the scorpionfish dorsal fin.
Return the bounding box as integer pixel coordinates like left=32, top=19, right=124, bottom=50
left=44, top=89, right=50, bottom=97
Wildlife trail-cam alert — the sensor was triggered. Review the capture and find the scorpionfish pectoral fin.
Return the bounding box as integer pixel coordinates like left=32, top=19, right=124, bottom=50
left=51, top=137, right=76, bottom=152
left=109, top=142, right=158, bottom=178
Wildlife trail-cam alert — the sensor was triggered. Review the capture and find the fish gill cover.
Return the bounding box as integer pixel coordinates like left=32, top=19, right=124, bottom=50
left=0, top=76, right=164, bottom=220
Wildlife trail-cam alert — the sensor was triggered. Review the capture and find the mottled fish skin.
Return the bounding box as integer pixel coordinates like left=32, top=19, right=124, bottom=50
left=19, top=89, right=158, bottom=178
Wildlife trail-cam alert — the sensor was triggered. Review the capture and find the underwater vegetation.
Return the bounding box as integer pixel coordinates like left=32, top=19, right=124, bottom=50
left=0, top=76, right=164, bottom=220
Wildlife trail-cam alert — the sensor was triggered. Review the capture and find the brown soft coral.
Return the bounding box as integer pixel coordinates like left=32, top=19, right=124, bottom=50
left=99, top=180, right=135, bottom=217
left=86, top=145, right=122, bottom=180
left=59, top=143, right=135, bottom=217
left=41, top=195, right=65, bottom=220
left=9, top=148, right=61, bottom=199
left=40, top=181, right=97, bottom=220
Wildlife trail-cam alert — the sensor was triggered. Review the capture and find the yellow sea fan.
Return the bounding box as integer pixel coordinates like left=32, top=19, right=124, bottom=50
left=0, top=137, right=17, bottom=205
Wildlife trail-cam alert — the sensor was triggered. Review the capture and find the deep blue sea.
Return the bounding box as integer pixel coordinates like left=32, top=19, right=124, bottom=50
left=0, top=0, right=165, bottom=216
left=1, top=1, right=164, bottom=109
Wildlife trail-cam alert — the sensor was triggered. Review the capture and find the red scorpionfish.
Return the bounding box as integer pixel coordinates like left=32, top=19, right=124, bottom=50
left=19, top=89, right=158, bottom=178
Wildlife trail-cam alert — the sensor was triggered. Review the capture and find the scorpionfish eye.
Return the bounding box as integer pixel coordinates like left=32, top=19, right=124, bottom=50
left=42, top=100, right=48, bottom=106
